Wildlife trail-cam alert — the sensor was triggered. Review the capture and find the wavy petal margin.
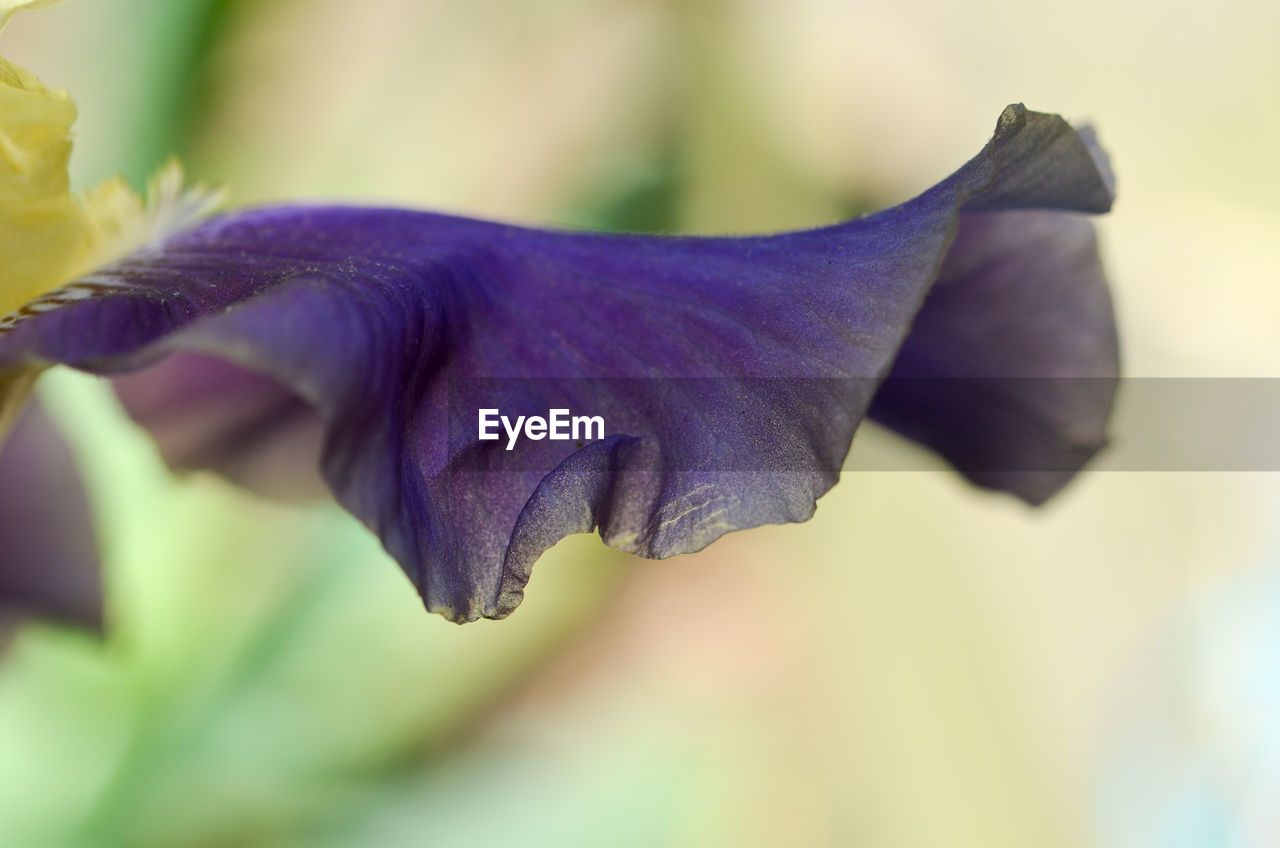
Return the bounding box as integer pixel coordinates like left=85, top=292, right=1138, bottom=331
left=0, top=105, right=1116, bottom=622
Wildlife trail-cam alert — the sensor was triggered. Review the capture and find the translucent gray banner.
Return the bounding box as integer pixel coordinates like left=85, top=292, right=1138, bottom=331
left=445, top=378, right=1280, bottom=472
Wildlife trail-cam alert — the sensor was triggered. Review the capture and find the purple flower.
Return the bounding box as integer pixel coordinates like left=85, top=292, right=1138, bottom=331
left=0, top=401, right=100, bottom=634
left=0, top=95, right=1117, bottom=623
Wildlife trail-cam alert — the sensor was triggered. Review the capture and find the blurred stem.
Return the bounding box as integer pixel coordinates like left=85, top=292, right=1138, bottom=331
left=170, top=0, right=250, bottom=162
left=67, top=532, right=628, bottom=844
left=68, top=551, right=351, bottom=843
left=52, top=0, right=225, bottom=190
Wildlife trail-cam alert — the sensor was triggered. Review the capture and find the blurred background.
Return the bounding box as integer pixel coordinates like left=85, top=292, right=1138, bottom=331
left=3, top=0, right=1279, bottom=845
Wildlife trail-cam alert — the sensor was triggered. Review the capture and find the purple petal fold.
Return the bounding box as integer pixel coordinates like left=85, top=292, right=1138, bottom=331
left=0, top=105, right=1116, bottom=622
left=113, top=352, right=327, bottom=501
left=0, top=401, right=102, bottom=629
left=868, top=209, right=1118, bottom=503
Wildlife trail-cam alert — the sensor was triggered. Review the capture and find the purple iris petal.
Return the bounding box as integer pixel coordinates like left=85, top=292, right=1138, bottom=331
left=0, top=105, right=1116, bottom=622
left=0, top=401, right=101, bottom=630
left=868, top=208, right=1118, bottom=504
left=113, top=352, right=327, bottom=501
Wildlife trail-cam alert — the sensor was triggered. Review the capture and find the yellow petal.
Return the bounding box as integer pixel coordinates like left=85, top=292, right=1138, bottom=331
left=0, top=54, right=83, bottom=318
left=0, top=49, right=224, bottom=320
left=0, top=42, right=222, bottom=434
